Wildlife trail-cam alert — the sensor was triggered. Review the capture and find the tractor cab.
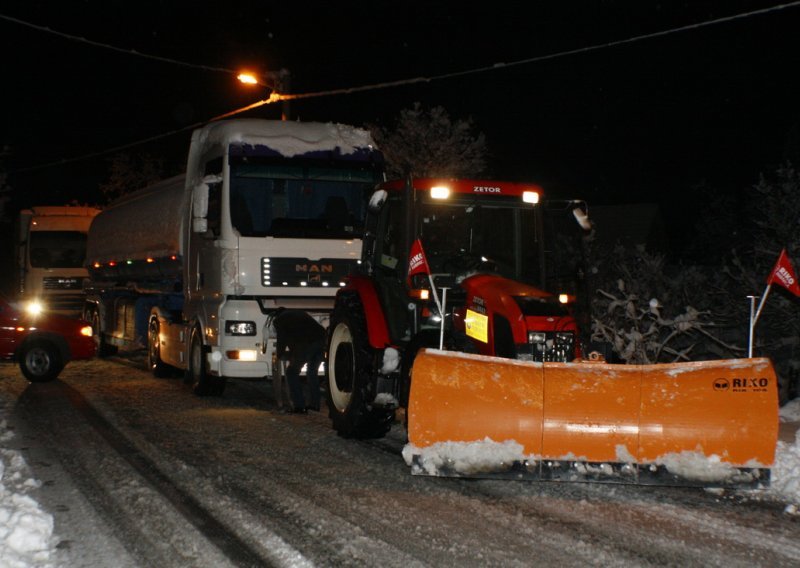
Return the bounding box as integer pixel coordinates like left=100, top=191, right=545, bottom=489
left=361, top=178, right=582, bottom=360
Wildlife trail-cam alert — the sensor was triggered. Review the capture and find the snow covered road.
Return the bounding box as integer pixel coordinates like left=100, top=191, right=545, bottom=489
left=2, top=355, right=800, bottom=567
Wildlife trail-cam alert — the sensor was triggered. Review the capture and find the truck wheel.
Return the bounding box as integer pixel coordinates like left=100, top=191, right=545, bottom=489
left=90, top=309, right=117, bottom=357
left=187, top=327, right=226, bottom=396
left=19, top=339, right=63, bottom=382
left=147, top=318, right=173, bottom=378
left=326, top=295, right=393, bottom=439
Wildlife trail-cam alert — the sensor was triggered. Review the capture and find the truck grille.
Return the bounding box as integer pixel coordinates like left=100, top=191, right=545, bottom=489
left=262, top=257, right=358, bottom=288
left=41, top=293, right=85, bottom=315
left=43, top=276, right=83, bottom=290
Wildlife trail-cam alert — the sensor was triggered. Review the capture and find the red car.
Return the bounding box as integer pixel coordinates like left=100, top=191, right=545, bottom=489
left=0, top=293, right=95, bottom=382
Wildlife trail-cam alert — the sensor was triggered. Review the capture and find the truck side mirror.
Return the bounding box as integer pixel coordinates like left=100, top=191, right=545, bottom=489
left=191, top=175, right=221, bottom=234
left=192, top=217, right=208, bottom=234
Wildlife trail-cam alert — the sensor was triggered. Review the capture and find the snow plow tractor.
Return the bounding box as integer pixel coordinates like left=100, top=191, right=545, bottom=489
left=326, top=178, right=779, bottom=488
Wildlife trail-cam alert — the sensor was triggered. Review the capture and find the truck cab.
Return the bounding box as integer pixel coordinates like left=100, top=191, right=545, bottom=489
left=85, top=119, right=384, bottom=396
left=17, top=206, right=101, bottom=317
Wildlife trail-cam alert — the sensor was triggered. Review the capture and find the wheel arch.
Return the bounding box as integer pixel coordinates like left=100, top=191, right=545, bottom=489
left=339, top=275, right=390, bottom=349
left=16, top=331, right=70, bottom=362
left=149, top=304, right=173, bottom=325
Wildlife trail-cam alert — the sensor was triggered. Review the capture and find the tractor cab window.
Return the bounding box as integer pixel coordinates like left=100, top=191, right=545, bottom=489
left=374, top=195, right=406, bottom=274
left=418, top=201, right=543, bottom=286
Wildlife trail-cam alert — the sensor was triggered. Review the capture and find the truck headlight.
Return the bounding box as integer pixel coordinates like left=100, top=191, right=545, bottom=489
left=225, top=321, right=257, bottom=336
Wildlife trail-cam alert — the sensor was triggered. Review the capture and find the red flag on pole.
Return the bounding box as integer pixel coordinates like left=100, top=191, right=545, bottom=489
left=407, top=239, right=431, bottom=284
left=767, top=248, right=800, bottom=297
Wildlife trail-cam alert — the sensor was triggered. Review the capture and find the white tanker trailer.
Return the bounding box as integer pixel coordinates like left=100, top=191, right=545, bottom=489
left=84, top=119, right=384, bottom=395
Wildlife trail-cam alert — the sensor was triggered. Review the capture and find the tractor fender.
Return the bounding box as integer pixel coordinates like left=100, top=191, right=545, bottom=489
left=339, top=275, right=391, bottom=349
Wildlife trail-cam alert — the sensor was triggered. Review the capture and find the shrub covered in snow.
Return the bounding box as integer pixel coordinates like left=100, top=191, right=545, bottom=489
left=589, top=245, right=735, bottom=364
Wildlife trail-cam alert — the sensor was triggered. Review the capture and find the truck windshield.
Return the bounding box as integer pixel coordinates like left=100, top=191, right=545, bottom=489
left=29, top=231, right=87, bottom=268
left=418, top=201, right=542, bottom=284
left=229, top=157, right=381, bottom=239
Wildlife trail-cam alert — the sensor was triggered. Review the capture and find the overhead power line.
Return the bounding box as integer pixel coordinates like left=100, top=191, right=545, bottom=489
left=0, top=13, right=233, bottom=74
left=5, top=1, right=800, bottom=174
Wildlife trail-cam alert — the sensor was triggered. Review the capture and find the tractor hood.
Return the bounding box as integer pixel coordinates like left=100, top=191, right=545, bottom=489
left=453, top=272, right=579, bottom=361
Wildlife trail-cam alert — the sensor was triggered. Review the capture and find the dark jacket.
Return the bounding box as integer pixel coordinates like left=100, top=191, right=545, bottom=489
left=273, top=309, right=326, bottom=365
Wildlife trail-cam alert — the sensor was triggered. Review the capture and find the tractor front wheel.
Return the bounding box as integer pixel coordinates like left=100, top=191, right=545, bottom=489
left=326, top=295, right=393, bottom=439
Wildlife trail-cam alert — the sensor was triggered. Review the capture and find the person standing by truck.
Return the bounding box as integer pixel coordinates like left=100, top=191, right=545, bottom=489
left=272, top=308, right=326, bottom=413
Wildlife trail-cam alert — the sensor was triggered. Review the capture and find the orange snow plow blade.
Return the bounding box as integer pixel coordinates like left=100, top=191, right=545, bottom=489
left=405, top=350, right=778, bottom=487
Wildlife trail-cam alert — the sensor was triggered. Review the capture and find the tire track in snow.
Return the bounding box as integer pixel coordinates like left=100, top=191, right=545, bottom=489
left=28, top=379, right=282, bottom=567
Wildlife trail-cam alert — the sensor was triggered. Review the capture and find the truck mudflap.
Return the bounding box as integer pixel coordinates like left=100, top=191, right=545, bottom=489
left=404, top=350, right=778, bottom=488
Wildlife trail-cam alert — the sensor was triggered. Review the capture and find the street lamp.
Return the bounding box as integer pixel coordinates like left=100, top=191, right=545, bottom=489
left=237, top=69, right=291, bottom=121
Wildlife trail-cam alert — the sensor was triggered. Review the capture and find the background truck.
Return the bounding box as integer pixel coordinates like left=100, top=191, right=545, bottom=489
left=16, top=205, right=101, bottom=316
left=84, top=118, right=384, bottom=395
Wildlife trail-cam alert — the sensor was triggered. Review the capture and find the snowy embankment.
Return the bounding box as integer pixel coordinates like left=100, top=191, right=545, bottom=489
left=0, top=420, right=56, bottom=568
left=774, top=398, right=800, bottom=510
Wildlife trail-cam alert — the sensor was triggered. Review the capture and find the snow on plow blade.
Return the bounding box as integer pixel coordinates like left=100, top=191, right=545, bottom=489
left=404, top=350, right=778, bottom=488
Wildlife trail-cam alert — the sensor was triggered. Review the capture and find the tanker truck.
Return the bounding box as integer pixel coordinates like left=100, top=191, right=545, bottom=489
left=16, top=205, right=101, bottom=316
left=84, top=119, right=384, bottom=395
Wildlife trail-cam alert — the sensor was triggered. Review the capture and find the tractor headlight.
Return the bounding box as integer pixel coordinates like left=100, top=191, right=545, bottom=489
left=430, top=186, right=450, bottom=199
left=528, top=331, right=546, bottom=344
left=555, top=332, right=574, bottom=344
left=225, top=321, right=257, bottom=336
left=80, top=325, right=93, bottom=337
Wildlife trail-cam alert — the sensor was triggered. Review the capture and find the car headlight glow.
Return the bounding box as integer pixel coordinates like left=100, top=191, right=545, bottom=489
left=25, top=301, right=44, bottom=316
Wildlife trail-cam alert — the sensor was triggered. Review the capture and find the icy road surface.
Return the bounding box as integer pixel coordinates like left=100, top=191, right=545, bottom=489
left=2, top=354, right=800, bottom=567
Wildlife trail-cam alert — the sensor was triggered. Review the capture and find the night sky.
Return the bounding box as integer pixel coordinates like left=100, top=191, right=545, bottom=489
left=2, top=1, right=799, bottom=231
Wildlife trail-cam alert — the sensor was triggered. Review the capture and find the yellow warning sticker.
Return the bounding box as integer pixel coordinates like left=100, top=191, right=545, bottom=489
left=465, top=309, right=488, bottom=343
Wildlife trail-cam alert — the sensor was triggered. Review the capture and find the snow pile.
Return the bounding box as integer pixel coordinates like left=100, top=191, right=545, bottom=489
left=655, top=451, right=743, bottom=483
left=368, top=189, right=388, bottom=210
left=779, top=398, right=800, bottom=422
left=772, top=434, right=800, bottom=506
left=380, top=347, right=400, bottom=375
left=207, top=119, right=377, bottom=158
left=404, top=429, right=800, bottom=507
left=0, top=421, right=56, bottom=568
left=773, top=399, right=800, bottom=510
left=402, top=437, right=528, bottom=476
